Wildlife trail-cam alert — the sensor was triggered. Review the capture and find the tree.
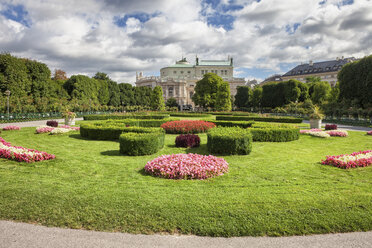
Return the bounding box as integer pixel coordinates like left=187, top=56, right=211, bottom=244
left=53, top=69, right=68, bottom=81
left=63, top=75, right=101, bottom=101
left=119, top=83, right=135, bottom=106
left=251, top=86, right=262, bottom=108
left=151, top=86, right=165, bottom=111
left=311, top=81, right=331, bottom=104
left=234, top=86, right=252, bottom=109
left=166, top=97, right=179, bottom=108
left=215, top=81, right=232, bottom=111
left=192, top=73, right=223, bottom=109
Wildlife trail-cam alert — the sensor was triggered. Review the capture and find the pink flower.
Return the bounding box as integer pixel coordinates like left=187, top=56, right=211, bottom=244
left=2, top=125, right=20, bottom=131
left=322, top=150, right=372, bottom=169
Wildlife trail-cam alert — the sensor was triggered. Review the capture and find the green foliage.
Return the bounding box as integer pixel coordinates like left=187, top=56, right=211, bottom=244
left=151, top=86, right=165, bottom=111
left=83, top=113, right=170, bottom=120
left=134, top=86, right=152, bottom=106
left=192, top=73, right=223, bottom=109
left=215, top=81, right=232, bottom=111
left=118, top=83, right=135, bottom=106
left=119, top=131, right=165, bottom=156
left=234, top=86, right=252, bottom=109
left=166, top=97, right=179, bottom=108
left=251, top=87, right=262, bottom=108
left=249, top=128, right=300, bottom=142
left=169, top=112, right=212, bottom=118
left=216, top=115, right=303, bottom=123
left=207, top=127, right=252, bottom=155
left=63, top=75, right=101, bottom=101
left=338, top=55, right=372, bottom=108
left=311, top=81, right=331, bottom=104
left=205, top=120, right=255, bottom=128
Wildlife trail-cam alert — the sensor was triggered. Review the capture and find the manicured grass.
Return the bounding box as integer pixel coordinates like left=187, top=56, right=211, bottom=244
left=0, top=127, right=371, bottom=237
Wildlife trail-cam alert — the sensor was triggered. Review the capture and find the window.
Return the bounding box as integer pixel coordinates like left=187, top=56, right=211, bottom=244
left=169, top=87, right=173, bottom=97
left=180, top=71, right=184, bottom=74
left=173, top=71, right=177, bottom=74
left=188, top=71, right=191, bottom=74
left=224, top=70, right=227, bottom=75
left=221, top=70, right=224, bottom=75
left=189, top=92, right=193, bottom=99
left=201, top=70, right=204, bottom=75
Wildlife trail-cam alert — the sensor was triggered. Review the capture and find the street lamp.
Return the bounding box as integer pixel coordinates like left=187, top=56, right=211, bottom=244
left=5, top=90, right=10, bottom=119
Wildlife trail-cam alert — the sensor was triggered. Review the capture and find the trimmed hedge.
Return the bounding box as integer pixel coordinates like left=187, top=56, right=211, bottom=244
left=207, top=127, right=253, bottom=155
left=250, top=128, right=299, bottom=142
left=83, top=114, right=170, bottom=120
left=216, top=115, right=303, bottom=123
left=119, top=131, right=165, bottom=156
left=169, top=112, right=212, bottom=118
left=204, top=120, right=255, bottom=128
left=80, top=119, right=175, bottom=140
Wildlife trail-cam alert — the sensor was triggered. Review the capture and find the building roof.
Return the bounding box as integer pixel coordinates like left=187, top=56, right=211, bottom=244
left=166, top=63, right=195, bottom=68
left=260, top=74, right=282, bottom=85
left=198, top=60, right=232, bottom=66
left=282, top=57, right=356, bottom=77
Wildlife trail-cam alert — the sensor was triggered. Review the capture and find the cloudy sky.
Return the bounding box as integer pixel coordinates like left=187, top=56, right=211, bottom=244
left=1, top=0, right=371, bottom=83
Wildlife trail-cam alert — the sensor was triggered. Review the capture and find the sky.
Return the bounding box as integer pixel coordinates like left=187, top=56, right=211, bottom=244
left=1, top=0, right=371, bottom=84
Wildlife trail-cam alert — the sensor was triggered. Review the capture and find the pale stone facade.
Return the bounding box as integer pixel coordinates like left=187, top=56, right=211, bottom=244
left=135, top=57, right=245, bottom=108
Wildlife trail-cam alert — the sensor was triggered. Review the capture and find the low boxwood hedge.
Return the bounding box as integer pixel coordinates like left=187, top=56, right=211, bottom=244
left=83, top=113, right=170, bottom=120
left=216, top=115, right=303, bottom=123
left=250, top=128, right=299, bottom=142
left=204, top=120, right=255, bottom=128
left=168, top=112, right=212, bottom=118
left=80, top=119, right=175, bottom=140
left=207, top=127, right=253, bottom=155
left=119, top=131, right=165, bottom=156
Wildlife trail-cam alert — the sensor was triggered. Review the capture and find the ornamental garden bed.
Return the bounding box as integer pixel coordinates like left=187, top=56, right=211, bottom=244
left=216, top=115, right=303, bottom=123
left=0, top=126, right=371, bottom=237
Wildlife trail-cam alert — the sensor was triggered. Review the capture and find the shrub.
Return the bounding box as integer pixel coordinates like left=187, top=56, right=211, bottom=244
left=83, top=113, right=170, bottom=120
left=250, top=128, right=300, bottom=142
left=161, top=120, right=216, bottom=134
left=144, top=153, right=229, bottom=179
left=175, top=134, right=200, bottom=148
left=169, top=112, right=212, bottom=118
left=204, top=120, right=255, bottom=128
left=46, top=120, right=58, bottom=127
left=216, top=115, right=303, bottom=123
left=119, top=131, right=165, bottom=156
left=322, top=150, right=372, bottom=169
left=207, top=127, right=252, bottom=155
left=325, top=124, right=337, bottom=130
left=2, top=125, right=20, bottom=131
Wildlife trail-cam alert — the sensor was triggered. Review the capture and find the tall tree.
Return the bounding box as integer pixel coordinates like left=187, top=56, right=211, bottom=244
left=192, top=73, right=223, bottom=109
left=53, top=69, right=68, bottom=81
left=311, top=81, right=331, bottom=104
left=215, top=81, right=232, bottom=111
left=234, top=86, right=252, bottom=109
left=119, top=83, right=135, bottom=106
left=151, top=86, right=165, bottom=111
left=251, top=86, right=262, bottom=108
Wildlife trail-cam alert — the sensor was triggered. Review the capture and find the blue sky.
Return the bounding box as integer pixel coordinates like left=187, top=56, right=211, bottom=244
left=0, top=0, right=371, bottom=83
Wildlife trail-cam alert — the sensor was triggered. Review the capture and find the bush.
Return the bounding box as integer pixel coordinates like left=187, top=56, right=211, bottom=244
left=83, top=113, right=170, bottom=120
left=46, top=120, right=58, bottom=127
left=207, top=127, right=252, bottom=155
left=119, top=131, right=165, bottom=156
left=204, top=120, right=255, bottom=128
left=250, top=128, right=300, bottom=142
left=175, top=134, right=200, bottom=148
left=169, top=112, right=212, bottom=118
left=216, top=115, right=303, bottom=123
left=144, top=153, right=229, bottom=179
left=161, top=120, right=216, bottom=134
left=325, top=124, right=337, bottom=130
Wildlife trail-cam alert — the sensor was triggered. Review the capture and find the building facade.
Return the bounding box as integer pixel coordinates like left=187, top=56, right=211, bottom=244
left=281, top=57, right=356, bottom=87
left=135, top=57, right=245, bottom=108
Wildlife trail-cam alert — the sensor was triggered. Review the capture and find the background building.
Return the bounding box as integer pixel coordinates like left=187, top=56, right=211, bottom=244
left=281, top=57, right=356, bottom=86
left=135, top=56, right=245, bottom=108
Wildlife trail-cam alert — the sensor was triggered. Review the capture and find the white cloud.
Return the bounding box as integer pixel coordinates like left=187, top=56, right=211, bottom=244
left=0, top=0, right=371, bottom=83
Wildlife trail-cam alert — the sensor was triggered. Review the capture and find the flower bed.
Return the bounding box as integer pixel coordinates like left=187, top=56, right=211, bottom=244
left=322, top=150, right=372, bottom=169
left=144, top=153, right=228, bottom=179
left=46, top=120, right=58, bottom=127
left=36, top=126, right=55, bottom=134
left=309, top=131, right=330, bottom=138
left=0, top=137, right=55, bottom=163
left=36, top=125, right=80, bottom=134
left=2, top=125, right=20, bottom=131
left=367, top=131, right=372, bottom=135
left=175, top=134, right=200, bottom=148
left=300, top=129, right=322, bottom=134
left=326, top=130, right=348, bottom=137
left=161, top=120, right=216, bottom=134
left=325, top=124, right=337, bottom=130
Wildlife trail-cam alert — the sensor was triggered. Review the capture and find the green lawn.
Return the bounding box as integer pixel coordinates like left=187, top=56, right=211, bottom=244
left=0, top=127, right=371, bottom=237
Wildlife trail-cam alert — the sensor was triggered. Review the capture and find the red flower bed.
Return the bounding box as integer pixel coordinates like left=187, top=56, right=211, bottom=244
left=161, top=120, right=215, bottom=134
left=321, top=150, right=372, bottom=169
left=175, top=134, right=200, bottom=148
left=325, top=124, right=337, bottom=130
left=144, top=153, right=229, bottom=179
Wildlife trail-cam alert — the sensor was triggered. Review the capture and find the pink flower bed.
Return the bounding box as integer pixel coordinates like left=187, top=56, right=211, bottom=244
left=326, top=130, right=348, bottom=137
left=36, top=126, right=55, bottom=134
left=0, top=137, right=55, bottom=163
left=60, top=125, right=80, bottom=131
left=367, top=131, right=372, bottom=135
left=144, top=153, right=229, bottom=180
left=322, top=150, right=372, bottom=169
left=2, top=125, right=20, bottom=131
left=161, top=120, right=216, bottom=134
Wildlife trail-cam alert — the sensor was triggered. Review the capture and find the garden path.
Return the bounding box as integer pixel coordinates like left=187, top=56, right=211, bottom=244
left=0, top=118, right=84, bottom=128
left=1, top=220, right=371, bottom=248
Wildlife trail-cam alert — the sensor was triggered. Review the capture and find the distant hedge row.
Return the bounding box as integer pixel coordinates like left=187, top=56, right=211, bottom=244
left=83, top=114, right=170, bottom=120
left=216, top=115, right=303, bottom=123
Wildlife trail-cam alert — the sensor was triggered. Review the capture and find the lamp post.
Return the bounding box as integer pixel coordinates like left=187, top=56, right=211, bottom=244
left=5, top=90, right=10, bottom=119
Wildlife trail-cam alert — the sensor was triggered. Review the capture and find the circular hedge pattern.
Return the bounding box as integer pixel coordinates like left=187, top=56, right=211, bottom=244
left=144, top=153, right=228, bottom=179
left=161, top=120, right=216, bottom=134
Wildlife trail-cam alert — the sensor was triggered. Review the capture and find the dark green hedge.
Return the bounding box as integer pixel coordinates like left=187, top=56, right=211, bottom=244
left=207, top=127, right=252, bottom=155
left=83, top=114, right=170, bottom=120
left=216, top=115, right=303, bottom=123
left=204, top=120, right=255, bottom=128
left=169, top=112, right=212, bottom=118
left=250, top=128, right=299, bottom=142
left=80, top=119, right=171, bottom=140
left=119, top=131, right=165, bottom=156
